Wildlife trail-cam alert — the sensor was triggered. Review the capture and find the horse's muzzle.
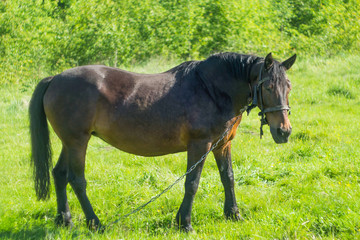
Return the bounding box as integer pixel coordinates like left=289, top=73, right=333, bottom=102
left=270, top=126, right=292, bottom=144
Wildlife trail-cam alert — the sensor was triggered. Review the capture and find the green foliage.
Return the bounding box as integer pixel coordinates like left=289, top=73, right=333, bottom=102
left=1, top=0, right=360, bottom=84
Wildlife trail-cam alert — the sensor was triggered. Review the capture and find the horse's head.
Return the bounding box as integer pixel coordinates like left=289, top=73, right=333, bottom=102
left=250, top=53, right=296, bottom=144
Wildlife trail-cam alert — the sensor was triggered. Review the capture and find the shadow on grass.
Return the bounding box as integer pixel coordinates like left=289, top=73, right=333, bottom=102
left=0, top=226, right=47, bottom=240
left=0, top=216, right=88, bottom=240
left=0, top=224, right=91, bottom=240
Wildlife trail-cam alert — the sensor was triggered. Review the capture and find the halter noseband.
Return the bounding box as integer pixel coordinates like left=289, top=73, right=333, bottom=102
left=246, top=64, right=290, bottom=138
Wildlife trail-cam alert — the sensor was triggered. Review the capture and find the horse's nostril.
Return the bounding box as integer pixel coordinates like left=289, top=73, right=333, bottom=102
left=278, top=127, right=291, bottom=137
left=277, top=128, right=285, bottom=136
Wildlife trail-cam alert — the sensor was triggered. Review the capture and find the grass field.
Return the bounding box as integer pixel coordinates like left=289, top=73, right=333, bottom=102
left=1, top=55, right=360, bottom=239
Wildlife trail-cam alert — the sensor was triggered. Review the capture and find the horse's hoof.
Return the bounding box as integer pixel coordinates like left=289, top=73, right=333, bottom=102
left=87, top=218, right=104, bottom=233
left=225, top=210, right=244, bottom=221
left=178, top=224, right=194, bottom=233
left=96, top=224, right=106, bottom=233
left=55, top=212, right=73, bottom=227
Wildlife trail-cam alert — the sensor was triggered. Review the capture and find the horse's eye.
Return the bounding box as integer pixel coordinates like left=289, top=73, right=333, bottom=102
left=264, top=85, right=273, bottom=91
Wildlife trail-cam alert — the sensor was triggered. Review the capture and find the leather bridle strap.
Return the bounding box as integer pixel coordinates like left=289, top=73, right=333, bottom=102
left=246, top=64, right=291, bottom=139
left=263, top=105, right=290, bottom=113
left=246, top=65, right=269, bottom=114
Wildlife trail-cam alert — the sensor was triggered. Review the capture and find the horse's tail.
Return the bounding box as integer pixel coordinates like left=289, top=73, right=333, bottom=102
left=29, top=76, right=54, bottom=200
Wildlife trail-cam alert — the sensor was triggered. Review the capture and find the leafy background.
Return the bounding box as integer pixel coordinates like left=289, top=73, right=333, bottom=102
left=1, top=0, right=360, bottom=84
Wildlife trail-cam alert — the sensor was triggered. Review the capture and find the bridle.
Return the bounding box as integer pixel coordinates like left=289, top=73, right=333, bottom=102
left=246, top=64, right=291, bottom=138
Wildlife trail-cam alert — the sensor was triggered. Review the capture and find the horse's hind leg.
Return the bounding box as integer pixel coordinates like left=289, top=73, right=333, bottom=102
left=66, top=135, right=102, bottom=231
left=53, top=148, right=72, bottom=226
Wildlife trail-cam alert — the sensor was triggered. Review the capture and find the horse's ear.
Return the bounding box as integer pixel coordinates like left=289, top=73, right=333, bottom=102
left=264, top=52, right=274, bottom=70
left=281, top=54, right=297, bottom=70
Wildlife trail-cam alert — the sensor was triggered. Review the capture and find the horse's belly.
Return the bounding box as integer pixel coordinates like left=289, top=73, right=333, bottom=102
left=94, top=132, right=188, bottom=156
left=93, top=120, right=189, bottom=157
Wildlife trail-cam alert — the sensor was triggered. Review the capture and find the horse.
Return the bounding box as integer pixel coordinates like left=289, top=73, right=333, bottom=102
left=29, top=52, right=296, bottom=232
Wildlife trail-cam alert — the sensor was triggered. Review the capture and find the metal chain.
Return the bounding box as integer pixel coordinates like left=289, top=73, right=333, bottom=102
left=109, top=107, right=247, bottom=226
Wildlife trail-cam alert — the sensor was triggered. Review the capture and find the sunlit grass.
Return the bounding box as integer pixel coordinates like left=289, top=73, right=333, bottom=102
left=1, top=55, right=360, bottom=239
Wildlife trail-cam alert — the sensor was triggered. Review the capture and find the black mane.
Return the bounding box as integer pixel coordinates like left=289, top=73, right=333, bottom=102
left=206, top=52, right=260, bottom=79
left=206, top=53, right=288, bottom=84
left=168, top=52, right=286, bottom=86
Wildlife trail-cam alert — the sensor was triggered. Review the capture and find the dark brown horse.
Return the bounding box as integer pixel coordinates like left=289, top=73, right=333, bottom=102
left=29, top=52, right=296, bottom=232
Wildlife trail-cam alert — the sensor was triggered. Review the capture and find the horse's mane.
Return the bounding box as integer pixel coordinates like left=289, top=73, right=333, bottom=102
left=168, top=52, right=260, bottom=81
left=210, top=52, right=288, bottom=86
left=167, top=52, right=285, bottom=85
left=205, top=52, right=260, bottom=80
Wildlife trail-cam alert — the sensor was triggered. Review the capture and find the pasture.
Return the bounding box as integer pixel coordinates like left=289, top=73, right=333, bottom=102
left=0, top=55, right=360, bottom=239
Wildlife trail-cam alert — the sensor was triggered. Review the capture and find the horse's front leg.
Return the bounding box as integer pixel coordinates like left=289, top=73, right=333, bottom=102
left=213, top=142, right=243, bottom=220
left=176, top=140, right=211, bottom=232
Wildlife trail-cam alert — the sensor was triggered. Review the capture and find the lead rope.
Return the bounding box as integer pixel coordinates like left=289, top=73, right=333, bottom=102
left=108, top=107, right=248, bottom=227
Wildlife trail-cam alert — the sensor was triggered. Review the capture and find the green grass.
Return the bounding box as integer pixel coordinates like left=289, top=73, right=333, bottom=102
left=1, top=55, right=360, bottom=239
